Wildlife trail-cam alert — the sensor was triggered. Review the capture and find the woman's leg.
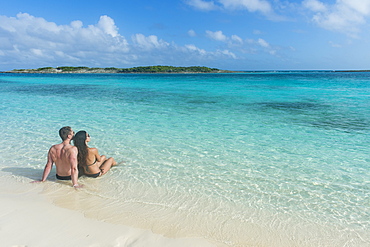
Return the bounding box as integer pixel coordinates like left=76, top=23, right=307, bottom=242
left=99, top=157, right=117, bottom=175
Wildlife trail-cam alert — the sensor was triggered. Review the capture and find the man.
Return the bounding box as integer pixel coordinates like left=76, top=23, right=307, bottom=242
left=34, top=126, right=81, bottom=188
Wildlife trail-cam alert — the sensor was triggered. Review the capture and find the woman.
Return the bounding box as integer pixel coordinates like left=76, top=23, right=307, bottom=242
left=73, top=130, right=117, bottom=178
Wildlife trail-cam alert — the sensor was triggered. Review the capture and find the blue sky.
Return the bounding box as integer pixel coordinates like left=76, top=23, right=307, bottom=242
left=1, top=0, right=370, bottom=70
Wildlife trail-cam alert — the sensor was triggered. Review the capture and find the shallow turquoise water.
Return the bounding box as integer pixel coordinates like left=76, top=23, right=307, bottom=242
left=1, top=72, right=369, bottom=246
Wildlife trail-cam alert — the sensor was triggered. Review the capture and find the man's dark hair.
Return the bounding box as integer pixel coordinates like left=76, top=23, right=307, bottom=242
left=59, top=126, right=73, bottom=141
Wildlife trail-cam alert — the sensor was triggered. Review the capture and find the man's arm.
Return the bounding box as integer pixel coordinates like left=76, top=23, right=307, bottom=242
left=70, top=147, right=81, bottom=188
left=34, top=148, right=54, bottom=182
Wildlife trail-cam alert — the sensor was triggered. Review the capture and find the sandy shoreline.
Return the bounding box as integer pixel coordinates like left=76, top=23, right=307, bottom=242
left=0, top=172, right=216, bottom=247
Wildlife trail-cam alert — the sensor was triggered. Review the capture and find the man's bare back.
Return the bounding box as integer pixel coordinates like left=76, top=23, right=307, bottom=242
left=49, top=142, right=77, bottom=176
left=33, top=126, right=81, bottom=188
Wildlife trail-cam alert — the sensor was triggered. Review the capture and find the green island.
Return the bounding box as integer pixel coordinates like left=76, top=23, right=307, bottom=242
left=4, top=66, right=369, bottom=74
left=6, top=66, right=232, bottom=74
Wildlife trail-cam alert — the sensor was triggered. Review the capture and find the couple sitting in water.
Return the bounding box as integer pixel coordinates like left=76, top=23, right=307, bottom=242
left=34, top=126, right=116, bottom=188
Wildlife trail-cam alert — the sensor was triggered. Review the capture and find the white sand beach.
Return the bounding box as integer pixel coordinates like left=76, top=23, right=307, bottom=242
left=0, top=173, right=216, bottom=247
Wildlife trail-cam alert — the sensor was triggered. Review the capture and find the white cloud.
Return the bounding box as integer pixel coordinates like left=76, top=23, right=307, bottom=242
left=218, top=49, right=237, bottom=59
left=186, top=0, right=370, bottom=35
left=185, top=44, right=207, bottom=55
left=303, top=0, right=370, bottom=35
left=231, top=35, right=243, bottom=43
left=345, top=0, right=370, bottom=15
left=31, top=49, right=43, bottom=56
left=241, top=37, right=278, bottom=56
left=329, top=41, right=342, bottom=48
left=0, top=13, right=240, bottom=70
left=257, top=38, right=269, bottom=48
left=0, top=13, right=130, bottom=67
left=97, top=15, right=119, bottom=37
left=219, top=0, right=272, bottom=14
left=186, top=0, right=274, bottom=17
left=253, top=30, right=263, bottom=35
left=206, top=30, right=227, bottom=41
left=132, top=34, right=170, bottom=50
left=186, top=0, right=218, bottom=11
left=204, top=30, right=276, bottom=56
left=303, top=0, right=327, bottom=12
left=188, top=29, right=197, bottom=37
left=70, top=20, right=83, bottom=29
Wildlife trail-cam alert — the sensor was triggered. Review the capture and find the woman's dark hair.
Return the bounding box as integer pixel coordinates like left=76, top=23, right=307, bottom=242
left=73, top=130, right=88, bottom=167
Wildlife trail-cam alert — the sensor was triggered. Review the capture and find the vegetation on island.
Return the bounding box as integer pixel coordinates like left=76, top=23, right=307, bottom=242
left=8, top=65, right=226, bottom=74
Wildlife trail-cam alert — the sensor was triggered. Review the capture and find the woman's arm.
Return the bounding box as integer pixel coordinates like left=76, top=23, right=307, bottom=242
left=93, top=148, right=102, bottom=162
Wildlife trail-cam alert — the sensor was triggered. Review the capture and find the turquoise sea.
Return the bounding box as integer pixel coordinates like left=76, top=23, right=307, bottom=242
left=0, top=72, right=369, bottom=246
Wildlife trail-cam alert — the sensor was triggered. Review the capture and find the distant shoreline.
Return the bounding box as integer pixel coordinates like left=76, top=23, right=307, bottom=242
left=1, top=66, right=369, bottom=74
left=334, top=70, right=370, bottom=72
left=1, top=66, right=235, bottom=74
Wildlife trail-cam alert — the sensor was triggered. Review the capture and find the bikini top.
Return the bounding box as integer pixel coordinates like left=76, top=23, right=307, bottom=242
left=86, top=158, right=97, bottom=166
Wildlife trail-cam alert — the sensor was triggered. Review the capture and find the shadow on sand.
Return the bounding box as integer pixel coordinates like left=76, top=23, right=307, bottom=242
left=2, top=167, right=53, bottom=181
